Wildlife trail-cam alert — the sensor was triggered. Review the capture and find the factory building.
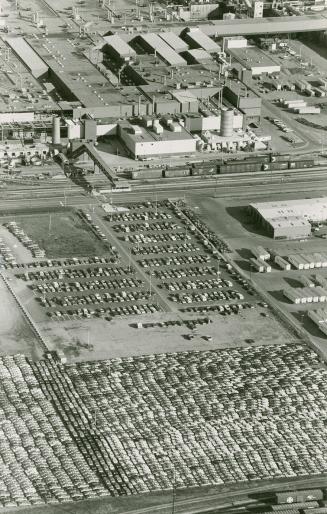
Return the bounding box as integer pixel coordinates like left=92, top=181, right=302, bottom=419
left=223, top=36, right=248, bottom=50
left=249, top=197, right=327, bottom=239
left=184, top=49, right=212, bottom=64
left=137, top=33, right=187, bottom=66
left=223, top=83, right=262, bottom=127
left=182, top=28, right=221, bottom=54
left=182, top=107, right=242, bottom=132
left=4, top=36, right=49, bottom=79
left=158, top=32, right=189, bottom=53
left=117, top=119, right=196, bottom=159
left=103, top=35, right=136, bottom=62
left=228, top=46, right=281, bottom=76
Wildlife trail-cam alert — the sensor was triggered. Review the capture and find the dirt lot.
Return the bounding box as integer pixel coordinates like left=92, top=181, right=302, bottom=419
left=34, top=307, right=296, bottom=362
left=0, top=277, right=42, bottom=359
left=12, top=212, right=109, bottom=258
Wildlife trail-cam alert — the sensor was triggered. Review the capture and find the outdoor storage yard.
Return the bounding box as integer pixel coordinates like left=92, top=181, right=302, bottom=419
left=0, top=343, right=327, bottom=510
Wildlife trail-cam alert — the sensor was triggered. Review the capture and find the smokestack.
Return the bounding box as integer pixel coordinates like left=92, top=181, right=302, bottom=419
left=52, top=116, right=61, bottom=145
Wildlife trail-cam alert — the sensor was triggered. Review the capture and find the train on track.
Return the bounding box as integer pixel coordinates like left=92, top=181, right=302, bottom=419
left=130, top=154, right=315, bottom=180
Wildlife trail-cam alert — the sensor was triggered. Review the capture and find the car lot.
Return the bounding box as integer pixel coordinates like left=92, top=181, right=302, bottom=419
left=14, top=258, right=161, bottom=321
left=1, top=201, right=258, bottom=324
left=104, top=200, right=257, bottom=317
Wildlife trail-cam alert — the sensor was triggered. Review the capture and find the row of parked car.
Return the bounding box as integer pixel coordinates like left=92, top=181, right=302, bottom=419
left=5, top=221, right=45, bottom=259
left=11, top=256, right=118, bottom=271
left=138, top=317, right=212, bottom=330
left=43, top=289, right=153, bottom=309
left=169, top=289, right=244, bottom=304
left=78, top=210, right=112, bottom=244
left=152, top=265, right=219, bottom=280
left=49, top=303, right=160, bottom=320
left=0, top=239, right=17, bottom=266
left=19, top=265, right=135, bottom=283
left=113, top=221, right=181, bottom=234
left=161, top=278, right=233, bottom=292
left=107, top=210, right=172, bottom=223
left=139, top=254, right=211, bottom=269
left=33, top=277, right=144, bottom=294
left=182, top=302, right=254, bottom=314
left=132, top=242, right=201, bottom=256
left=126, top=232, right=190, bottom=244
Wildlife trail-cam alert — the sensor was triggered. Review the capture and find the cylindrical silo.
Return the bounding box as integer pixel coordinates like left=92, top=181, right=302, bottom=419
left=220, top=109, right=234, bottom=137
left=52, top=116, right=61, bottom=145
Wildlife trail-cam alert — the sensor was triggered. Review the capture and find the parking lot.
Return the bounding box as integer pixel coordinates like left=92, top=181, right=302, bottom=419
left=103, top=199, right=257, bottom=316
left=0, top=201, right=259, bottom=326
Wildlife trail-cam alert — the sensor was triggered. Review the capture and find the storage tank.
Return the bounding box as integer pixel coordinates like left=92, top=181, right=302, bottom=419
left=220, top=109, right=234, bottom=137
left=52, top=116, right=61, bottom=145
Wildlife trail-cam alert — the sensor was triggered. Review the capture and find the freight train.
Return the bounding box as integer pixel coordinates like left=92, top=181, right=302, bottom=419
left=130, top=154, right=315, bottom=180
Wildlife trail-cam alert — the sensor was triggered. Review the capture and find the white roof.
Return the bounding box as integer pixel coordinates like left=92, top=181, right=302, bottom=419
left=103, top=35, right=136, bottom=58
left=251, top=197, right=327, bottom=223
left=140, top=33, right=187, bottom=66
left=184, top=28, right=221, bottom=53
left=159, top=32, right=189, bottom=52
left=4, top=36, right=48, bottom=78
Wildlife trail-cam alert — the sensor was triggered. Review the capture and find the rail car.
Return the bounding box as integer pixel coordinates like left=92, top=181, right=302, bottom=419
left=130, top=154, right=316, bottom=180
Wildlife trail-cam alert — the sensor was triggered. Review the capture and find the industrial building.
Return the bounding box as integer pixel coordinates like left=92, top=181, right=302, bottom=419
left=184, top=49, right=213, bottom=64
left=249, top=197, right=327, bottom=239
left=158, top=32, right=189, bottom=53
left=4, top=36, right=49, bottom=79
left=223, top=83, right=262, bottom=127
left=117, top=119, right=196, bottom=158
left=182, top=28, right=222, bottom=54
left=103, top=35, right=136, bottom=62
left=137, top=33, right=187, bottom=67
left=228, top=45, right=281, bottom=76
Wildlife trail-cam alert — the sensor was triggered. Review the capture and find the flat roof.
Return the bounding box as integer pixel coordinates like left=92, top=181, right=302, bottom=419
left=198, top=14, right=327, bottom=36
left=251, top=197, right=327, bottom=224
left=103, top=35, right=136, bottom=58
left=228, top=45, right=281, bottom=70
left=27, top=36, right=126, bottom=108
left=268, top=216, right=311, bottom=229
left=251, top=197, right=327, bottom=211
left=119, top=121, right=194, bottom=143
left=130, top=61, right=223, bottom=90
left=139, top=33, right=187, bottom=66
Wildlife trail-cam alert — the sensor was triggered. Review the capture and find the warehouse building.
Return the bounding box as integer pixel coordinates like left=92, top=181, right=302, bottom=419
left=4, top=36, right=48, bottom=79
left=182, top=28, right=221, bottom=54
left=137, top=33, right=187, bottom=66
left=249, top=197, right=327, bottom=239
left=103, top=35, right=136, bottom=62
left=117, top=120, right=196, bottom=159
